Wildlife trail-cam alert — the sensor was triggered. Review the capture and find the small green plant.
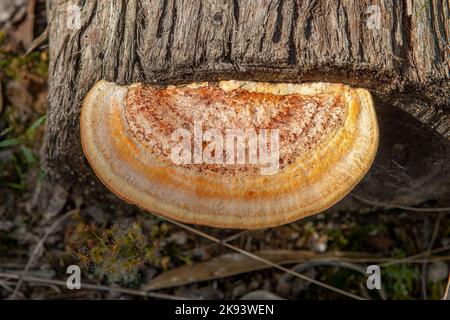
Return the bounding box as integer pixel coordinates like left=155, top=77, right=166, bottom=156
left=384, top=264, right=420, bottom=299
left=326, top=228, right=349, bottom=248
left=70, top=219, right=191, bottom=285
left=1, top=115, right=46, bottom=191
left=0, top=114, right=46, bottom=148
left=0, top=38, right=48, bottom=79
left=0, top=34, right=48, bottom=192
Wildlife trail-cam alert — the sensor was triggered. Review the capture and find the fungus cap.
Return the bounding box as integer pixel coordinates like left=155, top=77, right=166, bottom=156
left=81, top=80, right=378, bottom=229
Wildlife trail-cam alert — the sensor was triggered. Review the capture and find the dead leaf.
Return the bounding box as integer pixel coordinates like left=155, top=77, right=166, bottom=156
left=142, top=250, right=378, bottom=291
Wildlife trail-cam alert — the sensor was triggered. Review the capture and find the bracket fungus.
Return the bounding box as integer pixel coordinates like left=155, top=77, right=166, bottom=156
left=80, top=80, right=378, bottom=229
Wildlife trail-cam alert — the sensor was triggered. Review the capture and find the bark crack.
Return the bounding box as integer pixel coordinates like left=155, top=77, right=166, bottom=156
left=165, top=0, right=177, bottom=63
left=287, top=0, right=299, bottom=65
left=156, top=0, right=168, bottom=38
left=272, top=0, right=285, bottom=43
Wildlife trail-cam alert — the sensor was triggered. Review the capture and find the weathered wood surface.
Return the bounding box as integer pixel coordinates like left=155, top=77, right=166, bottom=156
left=39, top=0, right=450, bottom=211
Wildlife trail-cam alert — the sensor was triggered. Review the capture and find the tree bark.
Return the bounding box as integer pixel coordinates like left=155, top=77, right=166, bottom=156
left=39, top=0, right=450, bottom=211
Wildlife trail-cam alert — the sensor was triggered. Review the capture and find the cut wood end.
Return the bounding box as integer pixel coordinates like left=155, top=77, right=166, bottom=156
left=80, top=80, right=379, bottom=229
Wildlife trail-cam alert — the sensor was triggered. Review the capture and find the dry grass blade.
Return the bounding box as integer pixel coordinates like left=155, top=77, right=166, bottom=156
left=145, top=247, right=450, bottom=292
left=380, top=245, right=450, bottom=267
left=421, top=214, right=443, bottom=299
left=444, top=274, right=450, bottom=300
left=280, top=260, right=386, bottom=300
left=0, top=81, right=3, bottom=115
left=144, top=250, right=373, bottom=291
left=25, top=26, right=49, bottom=55
left=158, top=216, right=366, bottom=300
left=0, top=272, right=187, bottom=300
left=351, top=194, right=450, bottom=212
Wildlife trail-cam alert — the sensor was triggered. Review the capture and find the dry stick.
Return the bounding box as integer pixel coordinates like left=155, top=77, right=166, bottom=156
left=191, top=230, right=251, bottom=254
left=444, top=275, right=450, bottom=300
left=24, top=0, right=74, bottom=56
left=143, top=252, right=450, bottom=293
left=380, top=245, right=450, bottom=267
left=279, top=260, right=387, bottom=300
left=0, top=272, right=187, bottom=300
left=333, top=245, right=449, bottom=265
left=26, top=0, right=81, bottom=56
left=350, top=193, right=450, bottom=212
left=0, top=81, right=4, bottom=115
left=159, top=216, right=366, bottom=300
left=222, top=230, right=251, bottom=243
left=421, top=213, right=443, bottom=300
left=25, top=26, right=48, bottom=55
left=9, top=209, right=77, bottom=299
left=0, top=280, right=16, bottom=294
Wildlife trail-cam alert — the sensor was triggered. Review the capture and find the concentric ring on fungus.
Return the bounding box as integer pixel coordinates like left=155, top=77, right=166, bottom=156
left=81, top=80, right=379, bottom=229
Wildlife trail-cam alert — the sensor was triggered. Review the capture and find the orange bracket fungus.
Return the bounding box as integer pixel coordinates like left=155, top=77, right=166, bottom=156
left=80, top=80, right=379, bottom=229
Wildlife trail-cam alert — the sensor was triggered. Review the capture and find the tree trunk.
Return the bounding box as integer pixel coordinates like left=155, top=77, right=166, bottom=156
left=38, top=0, right=450, bottom=211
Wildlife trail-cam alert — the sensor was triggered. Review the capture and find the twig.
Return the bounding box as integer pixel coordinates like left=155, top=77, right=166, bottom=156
left=222, top=230, right=251, bottom=243
left=279, top=260, right=387, bottom=300
left=190, top=230, right=251, bottom=254
left=0, top=80, right=3, bottom=116
left=351, top=193, right=450, bottom=213
left=9, top=209, right=77, bottom=299
left=25, top=26, right=49, bottom=55
left=0, top=272, right=187, bottom=300
left=421, top=214, right=443, bottom=299
left=143, top=248, right=449, bottom=292
left=380, top=245, right=450, bottom=267
left=158, top=216, right=366, bottom=300
left=444, top=274, right=450, bottom=300
left=0, top=280, right=16, bottom=294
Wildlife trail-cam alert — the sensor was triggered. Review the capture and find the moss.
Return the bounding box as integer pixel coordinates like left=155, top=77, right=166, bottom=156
left=69, top=219, right=191, bottom=285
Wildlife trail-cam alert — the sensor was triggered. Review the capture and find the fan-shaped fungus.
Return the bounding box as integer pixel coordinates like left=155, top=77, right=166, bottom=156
left=80, top=80, right=378, bottom=229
